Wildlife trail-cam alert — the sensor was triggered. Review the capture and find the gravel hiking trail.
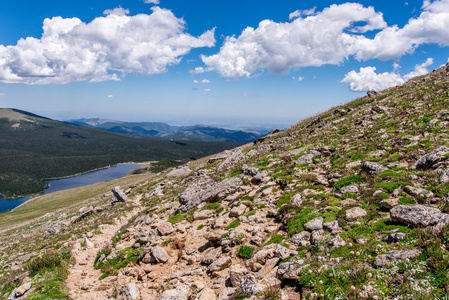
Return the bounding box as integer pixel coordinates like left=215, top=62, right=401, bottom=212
left=66, top=198, right=143, bottom=300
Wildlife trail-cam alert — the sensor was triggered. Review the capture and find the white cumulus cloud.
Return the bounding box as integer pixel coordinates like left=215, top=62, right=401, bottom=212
left=202, top=3, right=387, bottom=78
left=403, top=57, right=433, bottom=80
left=107, top=94, right=114, bottom=98
left=202, top=1, right=449, bottom=78
left=0, top=7, right=215, bottom=84
left=201, top=79, right=210, bottom=83
left=341, top=67, right=405, bottom=92
left=204, top=88, right=211, bottom=92
left=193, top=80, right=199, bottom=83
left=342, top=58, right=434, bottom=91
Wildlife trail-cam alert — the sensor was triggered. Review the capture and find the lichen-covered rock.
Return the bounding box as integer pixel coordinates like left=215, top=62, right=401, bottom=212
left=230, top=264, right=248, bottom=288
left=373, top=249, right=421, bottom=267
left=380, top=198, right=399, bottom=209
left=241, top=274, right=261, bottom=295
left=157, top=222, right=174, bottom=236
left=345, top=207, right=367, bottom=220
left=177, top=176, right=243, bottom=213
left=403, top=186, right=434, bottom=199
left=166, top=166, right=191, bottom=178
left=201, top=247, right=222, bottom=265
left=304, top=217, right=323, bottom=232
left=112, top=186, right=131, bottom=203
left=193, top=210, right=213, bottom=220
left=230, top=204, right=248, bottom=217
left=290, top=231, right=311, bottom=246
left=323, top=220, right=341, bottom=234
left=391, top=205, right=449, bottom=227
left=208, top=256, right=231, bottom=272
left=159, top=284, right=190, bottom=300
left=340, top=185, right=359, bottom=194
left=328, top=235, right=346, bottom=251
left=217, top=147, right=245, bottom=173
left=361, top=161, right=388, bottom=174
left=413, top=146, right=449, bottom=170
left=116, top=283, right=138, bottom=300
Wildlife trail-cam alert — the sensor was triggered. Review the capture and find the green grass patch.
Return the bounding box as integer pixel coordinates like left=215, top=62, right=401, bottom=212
left=287, top=207, right=318, bottom=235
left=333, top=175, right=361, bottom=190
left=225, top=221, right=241, bottom=230
left=168, top=213, right=185, bottom=224
left=266, top=234, right=284, bottom=245
left=237, top=245, right=255, bottom=259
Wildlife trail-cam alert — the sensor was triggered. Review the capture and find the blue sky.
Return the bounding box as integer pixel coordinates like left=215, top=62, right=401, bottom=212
left=0, top=0, right=448, bottom=129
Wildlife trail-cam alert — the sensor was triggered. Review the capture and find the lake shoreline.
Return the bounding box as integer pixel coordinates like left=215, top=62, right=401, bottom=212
left=1, top=162, right=146, bottom=212
left=0, top=161, right=149, bottom=199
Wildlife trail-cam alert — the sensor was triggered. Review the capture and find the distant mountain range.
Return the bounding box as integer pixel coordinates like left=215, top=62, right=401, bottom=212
left=0, top=108, right=242, bottom=197
left=67, top=118, right=269, bottom=143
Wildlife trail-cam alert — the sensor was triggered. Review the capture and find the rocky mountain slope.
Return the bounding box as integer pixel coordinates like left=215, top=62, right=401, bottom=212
left=1, top=63, right=449, bottom=299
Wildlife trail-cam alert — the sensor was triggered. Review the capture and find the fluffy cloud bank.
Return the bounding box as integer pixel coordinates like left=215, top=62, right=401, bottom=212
left=341, top=58, right=434, bottom=91
left=201, top=0, right=449, bottom=78
left=0, top=7, right=215, bottom=84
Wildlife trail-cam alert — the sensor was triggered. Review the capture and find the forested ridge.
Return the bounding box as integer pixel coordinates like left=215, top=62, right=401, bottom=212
left=0, top=110, right=240, bottom=197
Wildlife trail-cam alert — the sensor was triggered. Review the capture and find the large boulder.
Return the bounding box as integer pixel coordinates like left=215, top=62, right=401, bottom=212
left=166, top=166, right=191, bottom=178
left=390, top=205, right=449, bottom=227
left=403, top=186, right=434, bottom=199
left=361, top=161, right=388, bottom=174
left=304, top=217, right=323, bottom=232
left=413, top=146, right=449, bottom=170
left=217, top=148, right=245, bottom=173
left=176, top=176, right=242, bottom=213
left=112, top=186, right=131, bottom=203
left=373, top=249, right=421, bottom=267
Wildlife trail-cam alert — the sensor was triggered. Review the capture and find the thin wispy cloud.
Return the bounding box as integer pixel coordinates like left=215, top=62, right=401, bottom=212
left=0, top=93, right=5, bottom=97
left=144, top=0, right=160, bottom=4
left=107, top=94, right=114, bottom=98
left=204, top=88, right=211, bottom=92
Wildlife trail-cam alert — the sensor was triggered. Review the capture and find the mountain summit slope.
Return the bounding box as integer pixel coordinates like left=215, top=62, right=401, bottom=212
left=1, top=63, right=449, bottom=299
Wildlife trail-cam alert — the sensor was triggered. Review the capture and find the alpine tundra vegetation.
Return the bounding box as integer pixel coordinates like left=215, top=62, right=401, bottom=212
left=2, top=63, right=449, bottom=299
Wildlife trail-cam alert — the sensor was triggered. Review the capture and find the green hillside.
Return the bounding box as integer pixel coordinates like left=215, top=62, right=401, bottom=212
left=0, top=109, right=240, bottom=197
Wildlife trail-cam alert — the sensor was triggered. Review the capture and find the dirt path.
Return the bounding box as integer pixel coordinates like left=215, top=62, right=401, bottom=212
left=66, top=199, right=143, bottom=300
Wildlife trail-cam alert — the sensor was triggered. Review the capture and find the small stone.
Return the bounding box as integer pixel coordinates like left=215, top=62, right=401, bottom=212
left=323, top=220, right=341, bottom=233
left=328, top=235, right=346, bottom=251
left=208, top=256, right=232, bottom=272
left=230, top=264, right=248, bottom=288
left=304, top=217, right=324, bottom=232
left=230, top=204, right=248, bottom=217
left=380, top=198, right=399, bottom=209
left=290, top=231, right=311, bottom=245
left=151, top=246, right=169, bottom=263
left=116, top=283, right=138, bottom=300
left=341, top=185, right=359, bottom=194
left=159, top=284, right=190, bottom=300
left=157, top=222, right=174, bottom=236
left=193, top=210, right=213, bottom=220
left=345, top=207, right=367, bottom=220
